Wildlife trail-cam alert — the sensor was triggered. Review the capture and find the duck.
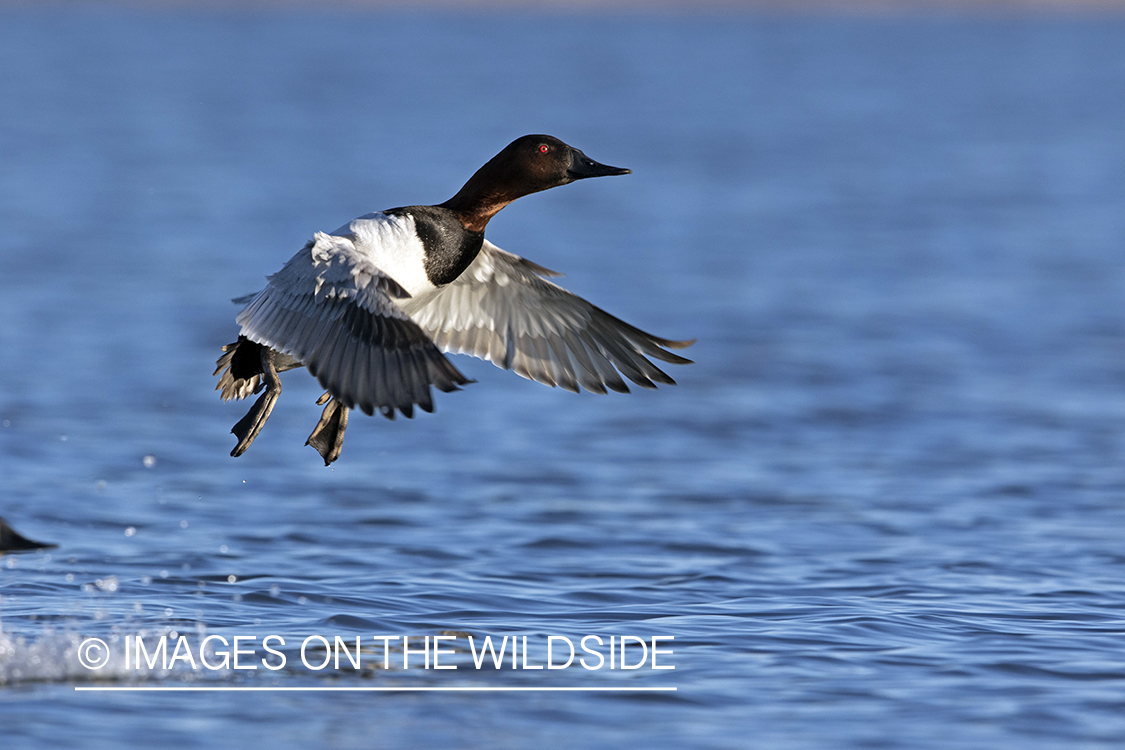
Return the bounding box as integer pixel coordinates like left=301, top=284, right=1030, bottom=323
left=215, top=134, right=694, bottom=465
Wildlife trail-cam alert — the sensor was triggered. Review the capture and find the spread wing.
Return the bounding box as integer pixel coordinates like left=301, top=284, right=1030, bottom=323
left=235, top=232, right=470, bottom=418
left=408, top=241, right=694, bottom=394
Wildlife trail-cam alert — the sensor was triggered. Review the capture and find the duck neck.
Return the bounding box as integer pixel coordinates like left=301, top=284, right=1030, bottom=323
left=440, top=189, right=513, bottom=233
left=438, top=155, right=531, bottom=233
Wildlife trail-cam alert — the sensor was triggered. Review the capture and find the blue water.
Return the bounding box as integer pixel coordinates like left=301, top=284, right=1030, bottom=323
left=3, top=6, right=1125, bottom=748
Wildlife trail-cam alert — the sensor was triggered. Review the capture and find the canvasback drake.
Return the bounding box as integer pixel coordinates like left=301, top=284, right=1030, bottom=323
left=215, top=135, right=694, bottom=465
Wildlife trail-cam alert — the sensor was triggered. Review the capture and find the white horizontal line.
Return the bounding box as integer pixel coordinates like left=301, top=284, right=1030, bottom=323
left=75, top=686, right=676, bottom=692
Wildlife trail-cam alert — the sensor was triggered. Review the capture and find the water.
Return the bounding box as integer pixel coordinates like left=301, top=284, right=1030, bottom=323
left=3, top=6, right=1125, bottom=748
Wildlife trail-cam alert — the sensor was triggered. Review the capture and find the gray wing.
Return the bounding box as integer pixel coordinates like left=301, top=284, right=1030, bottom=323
left=235, top=232, right=470, bottom=418
left=407, top=241, right=694, bottom=394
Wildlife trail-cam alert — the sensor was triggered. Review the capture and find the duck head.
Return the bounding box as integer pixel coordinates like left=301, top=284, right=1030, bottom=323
left=441, top=135, right=631, bottom=232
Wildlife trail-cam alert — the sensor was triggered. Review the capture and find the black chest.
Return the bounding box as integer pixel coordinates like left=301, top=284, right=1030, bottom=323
left=388, top=205, right=485, bottom=287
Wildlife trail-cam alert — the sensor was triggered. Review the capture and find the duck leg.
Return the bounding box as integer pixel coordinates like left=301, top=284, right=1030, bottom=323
left=306, top=391, right=349, bottom=466
left=230, top=347, right=282, bottom=457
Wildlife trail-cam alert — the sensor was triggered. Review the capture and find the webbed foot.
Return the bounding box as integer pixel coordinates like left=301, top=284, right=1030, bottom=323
left=306, top=391, right=349, bottom=466
left=230, top=347, right=282, bottom=457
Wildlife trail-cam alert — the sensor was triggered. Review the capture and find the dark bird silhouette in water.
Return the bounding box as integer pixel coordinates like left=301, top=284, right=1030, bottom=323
left=0, top=517, right=56, bottom=553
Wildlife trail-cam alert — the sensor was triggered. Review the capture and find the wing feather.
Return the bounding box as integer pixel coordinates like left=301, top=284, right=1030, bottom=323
left=545, top=332, right=580, bottom=393
left=410, top=241, right=692, bottom=394
left=235, top=232, right=470, bottom=416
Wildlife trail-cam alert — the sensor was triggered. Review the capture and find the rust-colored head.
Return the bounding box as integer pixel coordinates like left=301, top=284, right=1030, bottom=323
left=440, top=135, right=631, bottom=232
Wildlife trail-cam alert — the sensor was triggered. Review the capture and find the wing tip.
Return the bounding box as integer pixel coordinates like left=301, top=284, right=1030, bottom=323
left=662, top=337, right=696, bottom=350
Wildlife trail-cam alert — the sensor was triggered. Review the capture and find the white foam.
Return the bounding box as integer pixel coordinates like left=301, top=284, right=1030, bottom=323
left=0, top=629, right=229, bottom=685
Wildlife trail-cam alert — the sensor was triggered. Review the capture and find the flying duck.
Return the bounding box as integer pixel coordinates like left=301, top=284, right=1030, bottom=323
left=215, top=135, right=694, bottom=465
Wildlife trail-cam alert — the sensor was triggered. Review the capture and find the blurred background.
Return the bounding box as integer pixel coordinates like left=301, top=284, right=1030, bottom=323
left=2, top=1, right=1125, bottom=748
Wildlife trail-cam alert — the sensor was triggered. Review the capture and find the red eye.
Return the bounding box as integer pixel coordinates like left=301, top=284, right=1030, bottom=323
left=538, top=144, right=549, bottom=154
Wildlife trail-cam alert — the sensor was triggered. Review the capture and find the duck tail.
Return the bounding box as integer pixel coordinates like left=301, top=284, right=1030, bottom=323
left=214, top=336, right=264, bottom=401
